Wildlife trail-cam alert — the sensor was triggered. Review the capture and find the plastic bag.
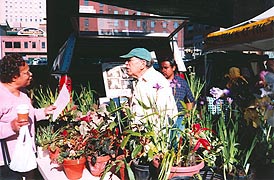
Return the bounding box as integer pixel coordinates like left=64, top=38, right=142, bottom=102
left=9, top=126, right=37, bottom=172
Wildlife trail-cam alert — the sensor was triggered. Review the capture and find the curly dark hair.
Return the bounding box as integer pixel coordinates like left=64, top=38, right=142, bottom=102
left=0, top=53, right=26, bottom=83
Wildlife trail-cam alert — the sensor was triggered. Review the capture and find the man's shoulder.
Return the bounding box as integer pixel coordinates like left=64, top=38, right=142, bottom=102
left=174, top=75, right=187, bottom=83
left=146, top=67, right=169, bottom=81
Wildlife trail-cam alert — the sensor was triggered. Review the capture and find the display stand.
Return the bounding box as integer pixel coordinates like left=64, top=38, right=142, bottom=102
left=37, top=158, right=120, bottom=180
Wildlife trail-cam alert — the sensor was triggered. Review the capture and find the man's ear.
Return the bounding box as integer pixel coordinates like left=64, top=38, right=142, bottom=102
left=140, top=60, right=147, bottom=70
left=11, top=75, right=19, bottom=82
left=172, top=66, right=176, bottom=72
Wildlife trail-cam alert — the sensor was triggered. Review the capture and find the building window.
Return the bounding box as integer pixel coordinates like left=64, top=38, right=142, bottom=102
left=84, top=19, right=89, bottom=26
left=41, top=42, right=46, bottom=48
left=99, top=3, right=104, bottom=7
left=32, top=42, right=36, bottom=48
left=137, top=20, right=141, bottom=27
left=151, top=21, right=155, bottom=28
left=14, top=42, right=21, bottom=48
left=174, top=22, right=179, bottom=29
left=114, top=11, right=118, bottom=27
left=187, top=24, right=193, bottom=33
left=84, top=0, right=89, bottom=6
left=136, top=12, right=141, bottom=28
left=162, top=21, right=167, bottom=28
left=24, top=42, right=28, bottom=48
left=125, top=20, right=128, bottom=27
left=114, top=20, right=119, bottom=27
left=124, top=11, right=129, bottom=27
left=5, top=42, right=12, bottom=48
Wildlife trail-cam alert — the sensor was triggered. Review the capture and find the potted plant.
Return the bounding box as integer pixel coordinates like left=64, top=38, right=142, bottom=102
left=79, top=101, right=124, bottom=177
left=35, top=125, right=61, bottom=159
left=84, top=125, right=118, bottom=176
left=51, top=122, right=88, bottom=180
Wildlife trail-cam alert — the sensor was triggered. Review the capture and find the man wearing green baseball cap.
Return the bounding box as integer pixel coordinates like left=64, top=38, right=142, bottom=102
left=120, top=48, right=178, bottom=127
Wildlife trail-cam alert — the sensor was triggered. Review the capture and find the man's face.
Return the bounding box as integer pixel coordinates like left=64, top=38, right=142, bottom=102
left=15, top=63, right=32, bottom=87
left=160, top=61, right=175, bottom=80
left=125, top=57, right=146, bottom=78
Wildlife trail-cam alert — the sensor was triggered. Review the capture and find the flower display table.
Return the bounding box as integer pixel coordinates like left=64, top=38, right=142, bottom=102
left=37, top=158, right=120, bottom=180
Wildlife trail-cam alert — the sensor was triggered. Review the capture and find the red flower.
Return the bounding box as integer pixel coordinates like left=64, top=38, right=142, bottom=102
left=190, top=123, right=213, bottom=152
left=62, top=130, right=68, bottom=137
left=115, top=127, right=119, bottom=136
left=192, top=123, right=211, bottom=135
left=80, top=114, right=92, bottom=122
left=193, top=138, right=211, bottom=152
left=90, top=129, right=99, bottom=138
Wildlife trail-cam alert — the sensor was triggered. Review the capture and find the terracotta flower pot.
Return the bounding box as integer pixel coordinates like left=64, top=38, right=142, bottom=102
left=48, top=147, right=60, bottom=164
left=63, top=157, right=86, bottom=180
left=168, top=160, right=204, bottom=179
left=87, top=155, right=111, bottom=177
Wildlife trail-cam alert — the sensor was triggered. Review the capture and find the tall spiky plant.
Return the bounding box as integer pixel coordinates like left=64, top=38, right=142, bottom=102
left=184, top=68, right=205, bottom=126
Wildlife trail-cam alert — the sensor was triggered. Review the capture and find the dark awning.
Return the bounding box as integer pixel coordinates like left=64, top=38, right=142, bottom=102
left=90, top=0, right=270, bottom=28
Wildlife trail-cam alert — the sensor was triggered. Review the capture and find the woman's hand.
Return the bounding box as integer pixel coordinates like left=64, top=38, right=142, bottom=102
left=11, top=118, right=29, bottom=132
left=44, top=105, right=57, bottom=116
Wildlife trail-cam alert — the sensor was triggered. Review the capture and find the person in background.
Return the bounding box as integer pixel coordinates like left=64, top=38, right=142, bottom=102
left=210, top=66, right=254, bottom=110
left=257, top=60, right=274, bottom=97
left=120, top=48, right=178, bottom=127
left=266, top=59, right=274, bottom=73
left=0, top=53, right=56, bottom=179
left=160, top=58, right=194, bottom=130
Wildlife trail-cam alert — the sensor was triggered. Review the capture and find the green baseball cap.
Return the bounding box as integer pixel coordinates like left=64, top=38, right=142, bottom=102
left=120, top=48, right=152, bottom=61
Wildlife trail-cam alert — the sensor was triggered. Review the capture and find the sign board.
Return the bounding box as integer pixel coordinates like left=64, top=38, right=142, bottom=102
left=102, top=62, right=133, bottom=98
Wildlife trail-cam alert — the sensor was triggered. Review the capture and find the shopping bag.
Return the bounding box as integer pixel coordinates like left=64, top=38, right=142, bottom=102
left=9, top=126, right=37, bottom=172
left=0, top=139, right=22, bottom=179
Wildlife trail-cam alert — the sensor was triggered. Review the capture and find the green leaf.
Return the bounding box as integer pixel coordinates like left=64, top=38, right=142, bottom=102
left=125, top=130, right=142, bottom=137
left=131, top=144, right=143, bottom=159
left=121, top=135, right=131, bottom=149
left=109, top=121, right=117, bottom=130
left=125, top=160, right=135, bottom=180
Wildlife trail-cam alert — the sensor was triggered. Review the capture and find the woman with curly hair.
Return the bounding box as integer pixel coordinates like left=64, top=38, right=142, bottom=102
left=0, top=53, right=56, bottom=179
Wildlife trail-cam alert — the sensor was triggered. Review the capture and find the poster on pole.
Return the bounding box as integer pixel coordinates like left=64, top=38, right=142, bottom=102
left=102, top=62, right=133, bottom=98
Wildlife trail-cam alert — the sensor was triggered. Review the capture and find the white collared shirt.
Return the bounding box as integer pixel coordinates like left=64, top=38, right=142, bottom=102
left=130, top=67, right=178, bottom=127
